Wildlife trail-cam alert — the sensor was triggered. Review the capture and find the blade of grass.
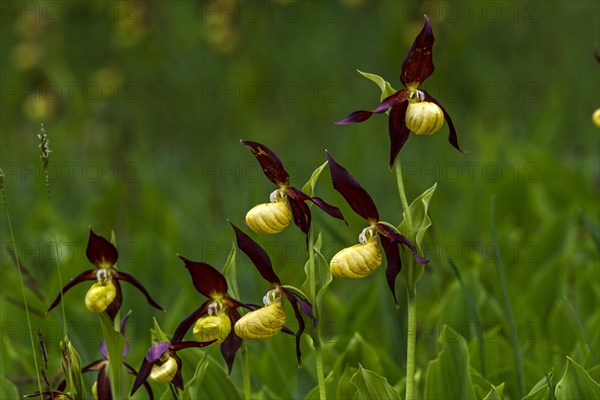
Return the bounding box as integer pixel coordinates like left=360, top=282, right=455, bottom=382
left=448, top=258, right=486, bottom=376
left=490, top=196, right=524, bottom=397
left=1, top=168, right=44, bottom=397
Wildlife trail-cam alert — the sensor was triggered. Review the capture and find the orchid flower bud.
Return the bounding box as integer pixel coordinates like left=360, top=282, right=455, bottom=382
left=245, top=189, right=292, bottom=234
left=330, top=227, right=382, bottom=279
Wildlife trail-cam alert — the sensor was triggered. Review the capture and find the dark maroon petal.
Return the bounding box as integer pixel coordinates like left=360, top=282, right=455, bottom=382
left=171, top=340, right=217, bottom=351
left=225, top=297, right=254, bottom=311
left=82, top=359, right=106, bottom=373
left=124, top=362, right=155, bottom=400
left=86, top=228, right=118, bottom=268
left=179, top=255, right=228, bottom=297
left=240, top=140, right=289, bottom=187
left=221, top=308, right=242, bottom=374
left=423, top=91, right=464, bottom=153
left=374, top=90, right=407, bottom=113
left=388, top=102, right=411, bottom=167
left=47, top=269, right=96, bottom=312
left=172, top=369, right=184, bottom=390
left=401, top=15, right=435, bottom=87
left=288, top=196, right=311, bottom=235
left=287, top=186, right=346, bottom=224
left=114, top=270, right=164, bottom=311
left=230, top=222, right=281, bottom=285
left=288, top=296, right=306, bottom=367
left=171, top=300, right=210, bottom=343
left=172, top=354, right=184, bottom=390
left=146, top=342, right=171, bottom=362
left=380, top=235, right=401, bottom=305
left=131, top=359, right=153, bottom=396
left=325, top=151, right=379, bottom=222
left=375, top=223, right=429, bottom=265
left=104, top=279, right=122, bottom=321
left=334, top=110, right=374, bottom=125
left=97, top=366, right=113, bottom=400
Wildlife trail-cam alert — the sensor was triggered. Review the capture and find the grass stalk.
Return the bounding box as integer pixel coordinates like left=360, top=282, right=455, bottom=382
left=1, top=169, right=44, bottom=397
left=491, top=197, right=524, bottom=397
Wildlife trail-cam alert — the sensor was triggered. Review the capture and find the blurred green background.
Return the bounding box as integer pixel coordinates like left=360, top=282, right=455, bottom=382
left=1, top=1, right=599, bottom=399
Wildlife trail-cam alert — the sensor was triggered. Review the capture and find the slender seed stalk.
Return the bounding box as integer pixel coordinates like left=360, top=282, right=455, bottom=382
left=38, top=125, right=68, bottom=336
left=308, top=227, right=327, bottom=400
left=1, top=171, right=44, bottom=397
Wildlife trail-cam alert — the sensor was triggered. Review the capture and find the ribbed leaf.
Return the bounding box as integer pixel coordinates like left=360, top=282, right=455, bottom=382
left=221, top=243, right=240, bottom=299
left=521, top=374, right=549, bottom=400
left=424, top=325, right=476, bottom=400
left=555, top=357, right=600, bottom=399
left=482, top=385, right=503, bottom=400
left=98, top=314, right=126, bottom=400
left=351, top=364, right=402, bottom=400
left=398, top=182, right=436, bottom=288
left=301, top=161, right=328, bottom=197
left=181, top=353, right=208, bottom=400
left=357, top=70, right=396, bottom=103
left=187, top=356, right=242, bottom=399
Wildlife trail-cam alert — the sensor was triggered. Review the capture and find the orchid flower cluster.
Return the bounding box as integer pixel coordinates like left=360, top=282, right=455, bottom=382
left=35, top=15, right=458, bottom=398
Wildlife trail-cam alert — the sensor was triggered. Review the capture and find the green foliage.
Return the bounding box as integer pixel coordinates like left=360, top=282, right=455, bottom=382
left=183, top=355, right=242, bottom=400
left=98, top=314, right=126, bottom=400
left=357, top=70, right=397, bottom=102
left=1, top=2, right=599, bottom=399
left=555, top=357, right=600, bottom=399
left=351, top=364, right=402, bottom=400
left=399, top=182, right=436, bottom=288
left=424, top=325, right=476, bottom=399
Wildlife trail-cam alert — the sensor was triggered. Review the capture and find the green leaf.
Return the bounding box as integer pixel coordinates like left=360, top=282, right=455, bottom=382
left=337, top=365, right=359, bottom=400
left=221, top=243, right=239, bottom=299
left=181, top=353, right=209, bottom=400
left=482, top=385, right=503, bottom=400
left=555, top=357, right=600, bottom=399
left=357, top=70, right=396, bottom=101
left=188, top=356, right=242, bottom=400
left=301, top=233, right=332, bottom=307
left=301, top=161, right=329, bottom=197
left=398, top=182, right=436, bottom=288
left=151, top=317, right=170, bottom=343
left=399, top=182, right=436, bottom=251
left=424, top=325, right=476, bottom=400
left=0, top=377, right=19, bottom=399
left=351, top=364, right=402, bottom=400
left=60, top=337, right=87, bottom=400
left=98, top=314, right=126, bottom=400
left=521, top=372, right=551, bottom=400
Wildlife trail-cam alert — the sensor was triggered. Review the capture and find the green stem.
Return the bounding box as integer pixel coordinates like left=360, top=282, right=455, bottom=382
left=395, top=159, right=414, bottom=235
left=241, top=342, right=252, bottom=400
left=394, top=157, right=417, bottom=400
left=308, top=227, right=327, bottom=400
left=405, top=288, right=417, bottom=400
